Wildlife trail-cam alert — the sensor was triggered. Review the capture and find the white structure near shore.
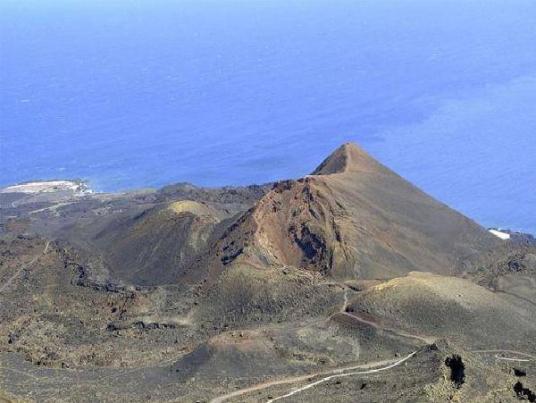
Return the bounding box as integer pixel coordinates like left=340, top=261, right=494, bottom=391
left=0, top=180, right=91, bottom=195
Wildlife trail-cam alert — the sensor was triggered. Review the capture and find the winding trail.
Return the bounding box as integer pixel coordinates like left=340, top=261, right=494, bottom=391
left=339, top=288, right=435, bottom=345
left=493, top=355, right=531, bottom=362
left=28, top=202, right=74, bottom=216
left=0, top=241, right=50, bottom=294
left=267, top=351, right=416, bottom=402
left=340, top=312, right=435, bottom=345
left=210, top=352, right=416, bottom=403
left=210, top=289, right=430, bottom=402
left=472, top=349, right=536, bottom=362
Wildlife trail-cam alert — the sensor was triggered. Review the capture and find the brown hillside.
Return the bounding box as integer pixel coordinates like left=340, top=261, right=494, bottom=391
left=213, top=142, right=499, bottom=280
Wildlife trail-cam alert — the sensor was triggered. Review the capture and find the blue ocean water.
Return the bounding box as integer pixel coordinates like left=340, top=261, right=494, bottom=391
left=1, top=0, right=535, bottom=234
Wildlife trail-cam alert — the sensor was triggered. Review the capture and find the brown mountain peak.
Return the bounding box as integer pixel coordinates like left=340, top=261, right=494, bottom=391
left=311, top=142, right=383, bottom=175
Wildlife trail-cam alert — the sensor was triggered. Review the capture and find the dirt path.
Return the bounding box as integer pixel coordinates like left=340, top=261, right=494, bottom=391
left=0, top=241, right=50, bottom=294
left=211, top=285, right=435, bottom=403
left=29, top=202, right=74, bottom=215
left=341, top=288, right=349, bottom=311
left=472, top=349, right=536, bottom=362
left=338, top=287, right=435, bottom=345
left=493, top=356, right=531, bottom=362
left=341, top=312, right=436, bottom=344
left=267, top=351, right=417, bottom=402
left=210, top=287, right=431, bottom=402
left=210, top=353, right=416, bottom=403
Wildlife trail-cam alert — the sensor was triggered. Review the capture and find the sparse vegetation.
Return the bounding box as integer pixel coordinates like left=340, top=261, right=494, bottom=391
left=1, top=143, right=534, bottom=401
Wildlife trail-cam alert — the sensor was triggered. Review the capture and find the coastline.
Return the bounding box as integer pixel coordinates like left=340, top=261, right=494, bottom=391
left=1, top=177, right=534, bottom=239
left=0, top=179, right=93, bottom=195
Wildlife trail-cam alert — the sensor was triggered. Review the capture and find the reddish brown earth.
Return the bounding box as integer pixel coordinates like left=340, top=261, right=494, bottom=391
left=212, top=143, right=498, bottom=281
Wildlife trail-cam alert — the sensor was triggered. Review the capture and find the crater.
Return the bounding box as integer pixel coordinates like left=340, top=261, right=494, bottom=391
left=445, top=355, right=465, bottom=389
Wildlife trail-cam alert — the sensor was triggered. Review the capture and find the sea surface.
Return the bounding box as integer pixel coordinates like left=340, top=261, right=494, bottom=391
left=1, top=1, right=535, bottom=233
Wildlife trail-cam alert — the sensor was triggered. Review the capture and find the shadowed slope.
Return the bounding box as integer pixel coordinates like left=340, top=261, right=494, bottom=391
left=94, top=201, right=223, bottom=285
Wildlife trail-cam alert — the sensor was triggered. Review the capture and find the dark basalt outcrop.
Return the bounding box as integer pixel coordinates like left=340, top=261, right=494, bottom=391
left=445, top=355, right=465, bottom=388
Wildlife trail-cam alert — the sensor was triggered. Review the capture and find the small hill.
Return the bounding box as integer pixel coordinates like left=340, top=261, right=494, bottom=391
left=212, top=143, right=499, bottom=280
left=345, top=272, right=536, bottom=349
left=93, top=201, right=223, bottom=285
